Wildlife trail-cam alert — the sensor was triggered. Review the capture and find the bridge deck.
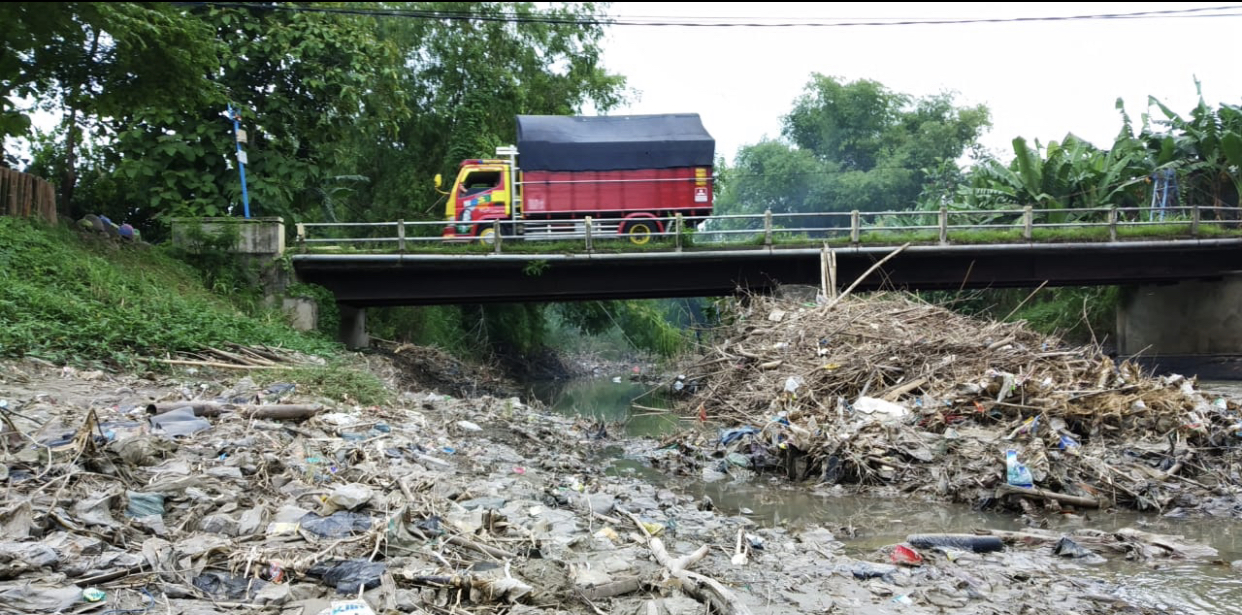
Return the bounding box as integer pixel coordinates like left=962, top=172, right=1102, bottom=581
left=291, top=238, right=1242, bottom=306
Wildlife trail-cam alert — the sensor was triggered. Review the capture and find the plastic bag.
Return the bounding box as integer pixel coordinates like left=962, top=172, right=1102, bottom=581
left=853, top=397, right=909, bottom=421
left=327, top=484, right=374, bottom=511
left=784, top=376, right=803, bottom=394
left=300, top=512, right=373, bottom=538
left=149, top=407, right=210, bottom=438
left=126, top=491, right=165, bottom=518
left=310, top=559, right=386, bottom=594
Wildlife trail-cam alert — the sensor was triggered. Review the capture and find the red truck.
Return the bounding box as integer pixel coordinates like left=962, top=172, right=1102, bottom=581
left=439, top=114, right=715, bottom=245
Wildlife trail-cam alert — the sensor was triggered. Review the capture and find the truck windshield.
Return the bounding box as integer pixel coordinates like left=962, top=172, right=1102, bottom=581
left=459, top=171, right=501, bottom=197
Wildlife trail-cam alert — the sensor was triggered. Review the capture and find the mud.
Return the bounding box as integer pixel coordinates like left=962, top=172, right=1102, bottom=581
left=1, top=353, right=1228, bottom=615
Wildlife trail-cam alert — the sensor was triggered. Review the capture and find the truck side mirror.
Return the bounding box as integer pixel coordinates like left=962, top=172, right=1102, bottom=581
left=434, top=174, right=443, bottom=189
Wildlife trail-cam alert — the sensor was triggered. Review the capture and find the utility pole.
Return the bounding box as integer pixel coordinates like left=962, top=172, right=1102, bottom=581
left=227, top=104, right=251, bottom=218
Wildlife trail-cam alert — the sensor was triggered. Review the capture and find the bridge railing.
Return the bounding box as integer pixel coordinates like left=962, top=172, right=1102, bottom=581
left=294, top=203, right=1236, bottom=254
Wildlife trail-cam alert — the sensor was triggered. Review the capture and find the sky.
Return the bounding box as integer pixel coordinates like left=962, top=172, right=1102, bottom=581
left=590, top=2, right=1242, bottom=164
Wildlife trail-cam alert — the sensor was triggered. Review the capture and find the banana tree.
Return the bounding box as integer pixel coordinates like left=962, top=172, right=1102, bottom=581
left=963, top=134, right=1152, bottom=223
left=1146, top=81, right=1242, bottom=217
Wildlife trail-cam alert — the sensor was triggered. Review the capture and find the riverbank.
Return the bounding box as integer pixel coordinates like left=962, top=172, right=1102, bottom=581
left=0, top=353, right=1217, bottom=615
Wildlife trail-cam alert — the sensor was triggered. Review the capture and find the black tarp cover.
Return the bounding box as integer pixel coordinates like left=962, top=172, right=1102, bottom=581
left=516, top=114, right=715, bottom=172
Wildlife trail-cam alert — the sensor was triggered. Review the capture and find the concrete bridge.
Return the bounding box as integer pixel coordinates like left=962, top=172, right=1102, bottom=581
left=173, top=209, right=1242, bottom=368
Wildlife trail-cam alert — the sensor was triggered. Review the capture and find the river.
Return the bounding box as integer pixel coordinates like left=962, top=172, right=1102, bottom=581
left=532, top=375, right=1242, bottom=615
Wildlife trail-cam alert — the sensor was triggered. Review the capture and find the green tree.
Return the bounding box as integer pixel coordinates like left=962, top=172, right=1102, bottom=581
left=716, top=74, right=991, bottom=232
left=103, top=3, right=410, bottom=224
left=345, top=2, right=629, bottom=224
left=1, top=2, right=222, bottom=215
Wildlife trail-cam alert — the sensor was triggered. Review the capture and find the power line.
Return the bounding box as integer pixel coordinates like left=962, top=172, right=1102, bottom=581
left=174, top=2, right=1242, bottom=28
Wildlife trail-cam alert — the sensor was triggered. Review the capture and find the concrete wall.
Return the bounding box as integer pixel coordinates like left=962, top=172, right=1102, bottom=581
left=170, top=217, right=292, bottom=305
left=1117, top=276, right=1242, bottom=356
left=169, top=217, right=285, bottom=256
left=282, top=297, right=318, bottom=332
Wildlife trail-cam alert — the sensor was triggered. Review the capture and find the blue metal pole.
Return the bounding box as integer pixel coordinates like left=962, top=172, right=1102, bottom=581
left=228, top=103, right=251, bottom=219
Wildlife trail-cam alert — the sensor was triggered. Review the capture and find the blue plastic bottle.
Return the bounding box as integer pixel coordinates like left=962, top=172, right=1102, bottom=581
left=1006, top=450, right=1034, bottom=488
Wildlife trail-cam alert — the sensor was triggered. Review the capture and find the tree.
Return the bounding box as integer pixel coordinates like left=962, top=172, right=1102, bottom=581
left=102, top=3, right=410, bottom=224
left=346, top=2, right=629, bottom=224
left=1, top=3, right=222, bottom=216
left=716, top=74, right=991, bottom=231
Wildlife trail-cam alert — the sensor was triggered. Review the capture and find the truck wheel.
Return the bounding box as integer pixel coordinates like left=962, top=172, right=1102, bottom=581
left=477, top=228, right=497, bottom=245
left=623, top=220, right=656, bottom=245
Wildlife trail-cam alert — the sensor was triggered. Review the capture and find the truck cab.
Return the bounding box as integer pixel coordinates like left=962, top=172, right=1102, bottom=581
left=440, top=158, right=515, bottom=242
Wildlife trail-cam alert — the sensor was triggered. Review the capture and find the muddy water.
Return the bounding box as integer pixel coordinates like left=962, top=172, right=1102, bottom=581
left=528, top=377, right=685, bottom=437
left=533, top=375, right=1242, bottom=615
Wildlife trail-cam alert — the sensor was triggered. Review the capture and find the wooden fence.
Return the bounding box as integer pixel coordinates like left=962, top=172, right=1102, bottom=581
left=0, top=168, right=57, bottom=224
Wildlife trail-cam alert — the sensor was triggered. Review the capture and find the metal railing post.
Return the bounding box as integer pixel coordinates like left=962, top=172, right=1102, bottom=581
left=1108, top=207, right=1118, bottom=242
left=397, top=219, right=405, bottom=252
left=493, top=219, right=502, bottom=254
left=763, top=209, right=773, bottom=246
left=938, top=206, right=948, bottom=245
left=1191, top=203, right=1200, bottom=237
left=1022, top=206, right=1032, bottom=241
left=674, top=214, right=684, bottom=252
left=850, top=210, right=860, bottom=244
left=584, top=216, right=593, bottom=251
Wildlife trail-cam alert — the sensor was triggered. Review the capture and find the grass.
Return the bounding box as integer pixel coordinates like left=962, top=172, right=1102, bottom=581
left=253, top=363, right=392, bottom=406
left=300, top=220, right=1242, bottom=255
left=0, top=217, right=341, bottom=366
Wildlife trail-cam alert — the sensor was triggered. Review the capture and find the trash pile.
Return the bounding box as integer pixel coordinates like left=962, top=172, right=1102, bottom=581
left=76, top=213, right=141, bottom=242
left=0, top=357, right=1230, bottom=614
left=675, top=293, right=1242, bottom=514
left=379, top=343, right=517, bottom=399
left=0, top=360, right=768, bottom=615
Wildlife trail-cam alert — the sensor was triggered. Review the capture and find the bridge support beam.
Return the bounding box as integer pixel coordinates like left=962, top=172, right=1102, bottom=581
left=1117, top=275, right=1242, bottom=358
left=337, top=304, right=369, bottom=350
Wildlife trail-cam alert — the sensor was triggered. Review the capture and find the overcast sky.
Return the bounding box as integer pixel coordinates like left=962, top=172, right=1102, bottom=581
left=590, top=2, right=1242, bottom=164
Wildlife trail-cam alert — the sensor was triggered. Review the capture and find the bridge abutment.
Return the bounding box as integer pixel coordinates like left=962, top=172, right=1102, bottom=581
left=1117, top=275, right=1242, bottom=357
left=170, top=217, right=371, bottom=347
left=337, top=304, right=369, bottom=350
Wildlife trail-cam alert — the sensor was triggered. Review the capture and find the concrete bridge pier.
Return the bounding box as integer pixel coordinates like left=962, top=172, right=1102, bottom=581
left=337, top=304, right=369, bottom=350
left=1117, top=275, right=1242, bottom=373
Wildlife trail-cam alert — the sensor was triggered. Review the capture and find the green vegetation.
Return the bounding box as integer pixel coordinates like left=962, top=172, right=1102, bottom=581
left=0, top=217, right=338, bottom=365
left=368, top=300, right=696, bottom=362
left=253, top=364, right=391, bottom=407
left=4, top=2, right=675, bottom=367
left=713, top=75, right=991, bottom=231
left=926, top=287, right=1120, bottom=344
left=9, top=2, right=625, bottom=233
left=941, top=83, right=1242, bottom=218
left=285, top=282, right=340, bottom=335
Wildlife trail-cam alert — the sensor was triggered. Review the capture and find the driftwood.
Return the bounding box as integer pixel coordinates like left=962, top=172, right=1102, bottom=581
left=446, top=535, right=517, bottom=560
left=826, top=242, right=909, bottom=309
left=982, top=527, right=1219, bottom=560
left=151, top=402, right=323, bottom=421
left=151, top=358, right=290, bottom=370
left=578, top=576, right=645, bottom=601
left=205, top=346, right=276, bottom=367
left=625, top=512, right=753, bottom=615
left=401, top=571, right=533, bottom=603
left=880, top=376, right=928, bottom=402
left=650, top=539, right=753, bottom=615
left=996, top=484, right=1102, bottom=508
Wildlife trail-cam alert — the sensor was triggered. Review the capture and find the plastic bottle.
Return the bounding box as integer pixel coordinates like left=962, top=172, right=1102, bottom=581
left=1005, top=450, right=1034, bottom=488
